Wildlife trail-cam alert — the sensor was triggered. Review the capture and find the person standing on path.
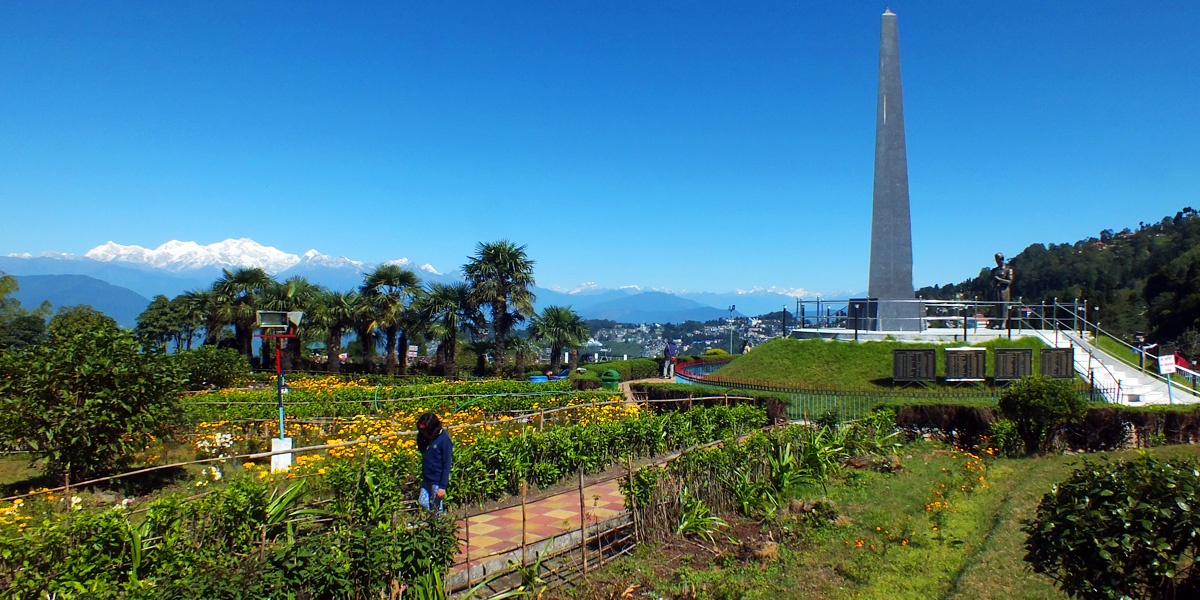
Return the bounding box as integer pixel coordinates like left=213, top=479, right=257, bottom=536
left=662, top=338, right=677, bottom=379
left=417, top=412, right=452, bottom=513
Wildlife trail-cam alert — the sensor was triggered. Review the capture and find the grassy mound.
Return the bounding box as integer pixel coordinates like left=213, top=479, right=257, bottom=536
left=713, top=337, right=1049, bottom=390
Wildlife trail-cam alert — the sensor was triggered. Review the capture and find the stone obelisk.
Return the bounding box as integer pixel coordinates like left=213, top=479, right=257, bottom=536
left=868, top=9, right=918, bottom=331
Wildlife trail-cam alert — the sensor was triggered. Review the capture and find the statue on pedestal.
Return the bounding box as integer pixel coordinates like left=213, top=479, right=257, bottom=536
left=991, top=253, right=1014, bottom=328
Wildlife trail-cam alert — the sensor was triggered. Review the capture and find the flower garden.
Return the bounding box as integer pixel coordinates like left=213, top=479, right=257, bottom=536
left=0, top=374, right=769, bottom=598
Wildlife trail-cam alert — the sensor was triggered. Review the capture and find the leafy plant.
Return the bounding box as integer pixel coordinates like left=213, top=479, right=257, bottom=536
left=677, top=492, right=728, bottom=546
left=986, top=418, right=1022, bottom=457
left=997, top=375, right=1088, bottom=455
left=1024, top=454, right=1200, bottom=599
left=176, top=345, right=251, bottom=390
left=0, top=327, right=184, bottom=479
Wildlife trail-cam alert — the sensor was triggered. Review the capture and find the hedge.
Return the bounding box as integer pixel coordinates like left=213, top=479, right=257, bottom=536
left=633, top=382, right=1200, bottom=452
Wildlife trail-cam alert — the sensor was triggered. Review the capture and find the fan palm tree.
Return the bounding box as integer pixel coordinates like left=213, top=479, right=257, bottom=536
left=417, top=282, right=481, bottom=378
left=311, top=290, right=359, bottom=374
left=212, top=267, right=274, bottom=361
left=529, top=305, right=588, bottom=373
left=508, top=335, right=539, bottom=379
left=261, top=277, right=322, bottom=371
left=395, top=290, right=427, bottom=377
left=463, top=240, right=536, bottom=374
left=183, top=289, right=226, bottom=347
left=361, top=264, right=422, bottom=376
left=352, top=295, right=382, bottom=373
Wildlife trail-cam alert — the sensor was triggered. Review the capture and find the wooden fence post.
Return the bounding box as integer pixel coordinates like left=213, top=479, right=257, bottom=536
left=521, top=481, right=528, bottom=567
left=578, top=469, right=589, bottom=574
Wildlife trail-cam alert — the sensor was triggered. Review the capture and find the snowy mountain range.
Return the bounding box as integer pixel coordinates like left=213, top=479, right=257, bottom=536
left=2, top=238, right=858, bottom=324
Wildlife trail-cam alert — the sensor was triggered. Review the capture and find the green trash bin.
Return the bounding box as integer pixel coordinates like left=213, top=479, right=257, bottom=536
left=600, top=369, right=621, bottom=391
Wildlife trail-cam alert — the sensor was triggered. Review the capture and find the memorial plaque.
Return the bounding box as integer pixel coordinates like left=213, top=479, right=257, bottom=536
left=945, top=347, right=987, bottom=381
left=894, top=348, right=937, bottom=383
left=994, top=347, right=1033, bottom=382
left=1040, top=347, right=1074, bottom=379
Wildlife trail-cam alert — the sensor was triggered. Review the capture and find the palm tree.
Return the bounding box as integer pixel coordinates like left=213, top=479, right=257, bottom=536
left=361, top=264, right=422, bottom=376
left=311, top=290, right=359, bottom=374
left=212, top=267, right=274, bottom=361
left=395, top=290, right=427, bottom=377
left=529, top=306, right=588, bottom=373
left=509, top=335, right=539, bottom=379
left=463, top=240, right=536, bottom=374
left=261, top=277, right=322, bottom=371
left=183, top=289, right=226, bottom=347
left=416, top=282, right=481, bottom=378
left=352, top=296, right=382, bottom=373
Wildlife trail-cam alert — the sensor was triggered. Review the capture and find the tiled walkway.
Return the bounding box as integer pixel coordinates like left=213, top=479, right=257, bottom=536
left=452, top=478, right=626, bottom=570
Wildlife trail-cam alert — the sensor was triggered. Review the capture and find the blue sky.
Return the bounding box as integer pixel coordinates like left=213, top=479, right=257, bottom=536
left=2, top=1, right=1197, bottom=295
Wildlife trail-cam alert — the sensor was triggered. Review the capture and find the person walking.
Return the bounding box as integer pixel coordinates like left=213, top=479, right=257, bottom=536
left=662, top=338, right=677, bottom=379
left=416, top=412, right=452, bottom=513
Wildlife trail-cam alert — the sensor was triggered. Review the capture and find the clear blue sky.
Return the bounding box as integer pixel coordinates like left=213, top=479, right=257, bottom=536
left=2, top=1, right=1197, bottom=295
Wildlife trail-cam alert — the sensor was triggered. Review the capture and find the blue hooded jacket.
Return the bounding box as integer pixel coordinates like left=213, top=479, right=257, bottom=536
left=421, top=430, right=453, bottom=489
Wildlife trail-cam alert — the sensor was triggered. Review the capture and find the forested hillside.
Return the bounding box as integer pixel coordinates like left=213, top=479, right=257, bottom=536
left=917, top=207, right=1200, bottom=354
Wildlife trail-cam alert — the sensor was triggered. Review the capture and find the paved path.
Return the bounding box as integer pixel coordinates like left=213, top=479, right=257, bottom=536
left=452, top=478, right=626, bottom=573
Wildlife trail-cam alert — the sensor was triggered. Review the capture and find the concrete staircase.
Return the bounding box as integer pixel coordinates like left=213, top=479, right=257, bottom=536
left=1043, top=330, right=1200, bottom=406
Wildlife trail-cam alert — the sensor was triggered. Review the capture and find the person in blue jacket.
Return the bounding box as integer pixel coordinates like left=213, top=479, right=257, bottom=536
left=416, top=412, right=452, bottom=513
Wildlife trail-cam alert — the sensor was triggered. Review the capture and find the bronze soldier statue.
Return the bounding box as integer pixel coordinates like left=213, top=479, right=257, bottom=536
left=991, top=253, right=1014, bottom=328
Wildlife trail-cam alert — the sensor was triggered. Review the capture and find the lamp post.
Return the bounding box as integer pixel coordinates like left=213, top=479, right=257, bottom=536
left=254, top=310, right=303, bottom=472
left=781, top=305, right=787, bottom=339
left=728, top=305, right=736, bottom=354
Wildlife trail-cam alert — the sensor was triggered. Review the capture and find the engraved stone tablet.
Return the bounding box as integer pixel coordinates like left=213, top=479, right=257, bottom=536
left=1040, top=347, right=1074, bottom=379
left=894, top=348, right=936, bottom=383
left=945, top=347, right=987, bottom=381
left=994, top=347, right=1033, bottom=381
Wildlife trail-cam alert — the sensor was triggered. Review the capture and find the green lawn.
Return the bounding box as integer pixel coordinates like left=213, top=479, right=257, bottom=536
left=564, top=443, right=1200, bottom=600
left=712, top=337, right=1049, bottom=390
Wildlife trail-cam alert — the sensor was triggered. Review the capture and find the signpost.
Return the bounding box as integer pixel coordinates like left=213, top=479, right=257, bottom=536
left=1159, top=353, right=1176, bottom=405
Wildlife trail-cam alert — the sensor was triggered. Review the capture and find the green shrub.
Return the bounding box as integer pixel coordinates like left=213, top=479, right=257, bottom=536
left=0, top=327, right=183, bottom=479
left=176, top=345, right=252, bottom=390
left=998, top=375, right=1089, bottom=455
left=986, top=419, right=1023, bottom=457
left=1025, top=454, right=1200, bottom=599
left=703, top=348, right=729, bottom=356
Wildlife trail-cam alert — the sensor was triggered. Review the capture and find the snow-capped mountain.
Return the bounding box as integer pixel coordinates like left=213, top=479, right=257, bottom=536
left=78, top=239, right=440, bottom=278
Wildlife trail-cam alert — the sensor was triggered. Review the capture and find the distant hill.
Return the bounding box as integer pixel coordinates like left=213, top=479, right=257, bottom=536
left=916, top=208, right=1200, bottom=349
left=577, top=291, right=733, bottom=324
left=9, top=274, right=150, bottom=328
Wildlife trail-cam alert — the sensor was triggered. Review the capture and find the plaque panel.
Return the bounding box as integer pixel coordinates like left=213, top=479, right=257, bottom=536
left=945, top=347, right=987, bottom=381
left=994, top=347, right=1033, bottom=381
left=1040, top=347, right=1075, bottom=379
left=894, top=348, right=937, bottom=383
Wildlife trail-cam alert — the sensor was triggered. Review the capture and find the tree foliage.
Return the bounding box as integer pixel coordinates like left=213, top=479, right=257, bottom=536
left=0, top=274, right=50, bottom=350
left=48, top=304, right=119, bottom=341
left=0, top=327, right=183, bottom=480
left=1025, top=454, right=1200, bottom=599
left=463, top=240, right=536, bottom=373
left=530, top=305, right=588, bottom=373
left=997, top=375, right=1088, bottom=455
left=176, top=345, right=251, bottom=390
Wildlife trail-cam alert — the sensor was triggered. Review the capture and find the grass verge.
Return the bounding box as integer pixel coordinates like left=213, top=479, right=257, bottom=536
left=561, top=442, right=1200, bottom=600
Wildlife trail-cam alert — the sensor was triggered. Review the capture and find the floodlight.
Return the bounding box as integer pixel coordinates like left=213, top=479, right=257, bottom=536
left=256, top=311, right=291, bottom=331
